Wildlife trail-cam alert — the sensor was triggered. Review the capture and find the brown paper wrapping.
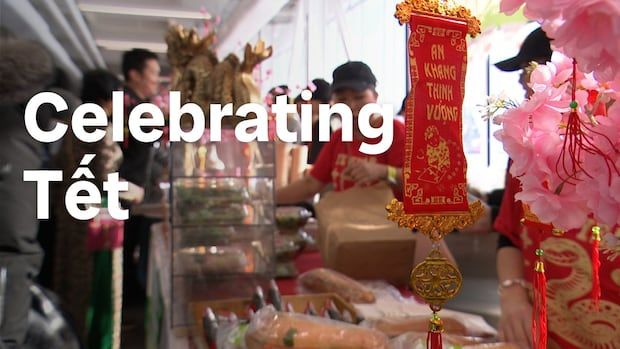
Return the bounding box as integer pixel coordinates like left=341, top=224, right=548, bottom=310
left=314, top=184, right=417, bottom=285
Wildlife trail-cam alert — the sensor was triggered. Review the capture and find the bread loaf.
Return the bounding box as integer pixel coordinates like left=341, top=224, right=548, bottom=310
left=463, top=344, right=520, bottom=349
left=245, top=307, right=389, bottom=349
left=298, top=268, right=376, bottom=303
left=367, top=315, right=467, bottom=337
left=389, top=332, right=517, bottom=349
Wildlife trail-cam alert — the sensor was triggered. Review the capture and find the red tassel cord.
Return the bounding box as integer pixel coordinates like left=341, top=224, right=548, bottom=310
left=591, top=226, right=602, bottom=311
left=556, top=59, right=619, bottom=187
left=426, top=312, right=443, bottom=349
left=532, top=248, right=548, bottom=349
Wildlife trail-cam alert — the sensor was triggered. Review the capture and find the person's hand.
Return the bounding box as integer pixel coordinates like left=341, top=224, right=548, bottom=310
left=344, top=158, right=387, bottom=185
left=119, top=180, right=145, bottom=204
left=100, top=143, right=123, bottom=174
left=498, top=286, right=533, bottom=349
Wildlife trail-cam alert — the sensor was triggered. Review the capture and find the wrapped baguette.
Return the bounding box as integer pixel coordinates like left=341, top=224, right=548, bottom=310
left=390, top=332, right=517, bottom=349
left=463, top=344, right=519, bottom=349
left=245, top=306, right=389, bottom=349
left=298, top=268, right=376, bottom=303
left=363, top=315, right=467, bottom=337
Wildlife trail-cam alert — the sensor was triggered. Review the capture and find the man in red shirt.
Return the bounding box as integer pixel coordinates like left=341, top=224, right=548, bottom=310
left=276, top=61, right=406, bottom=203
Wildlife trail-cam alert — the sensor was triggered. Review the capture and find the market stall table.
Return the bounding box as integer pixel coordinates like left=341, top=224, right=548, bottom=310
left=146, top=219, right=416, bottom=348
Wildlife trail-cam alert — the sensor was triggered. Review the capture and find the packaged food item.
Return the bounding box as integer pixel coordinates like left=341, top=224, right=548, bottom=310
left=389, top=332, right=517, bottom=349
left=268, top=280, right=283, bottom=311
left=315, top=184, right=416, bottom=285
left=177, top=246, right=248, bottom=275
left=175, top=179, right=250, bottom=224
left=252, top=286, right=266, bottom=311
left=463, top=344, right=519, bottom=349
left=361, top=315, right=467, bottom=337
left=178, top=227, right=235, bottom=246
left=275, top=206, right=312, bottom=232
left=215, top=313, right=250, bottom=349
left=298, top=268, right=376, bottom=304
left=355, top=298, right=497, bottom=338
left=202, top=308, right=218, bottom=349
left=216, top=322, right=249, bottom=349
left=304, top=302, right=317, bottom=316
left=341, top=309, right=354, bottom=323
left=325, top=300, right=343, bottom=322
left=245, top=306, right=390, bottom=349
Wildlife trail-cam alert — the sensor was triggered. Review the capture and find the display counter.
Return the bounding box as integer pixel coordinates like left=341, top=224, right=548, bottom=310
left=145, top=219, right=504, bottom=349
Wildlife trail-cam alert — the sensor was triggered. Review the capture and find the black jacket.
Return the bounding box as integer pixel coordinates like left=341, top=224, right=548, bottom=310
left=118, top=88, right=165, bottom=202
left=0, top=38, right=53, bottom=347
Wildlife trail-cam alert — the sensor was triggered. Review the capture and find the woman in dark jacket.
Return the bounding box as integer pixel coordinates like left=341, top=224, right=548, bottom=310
left=0, top=38, right=54, bottom=349
left=52, top=70, right=126, bottom=342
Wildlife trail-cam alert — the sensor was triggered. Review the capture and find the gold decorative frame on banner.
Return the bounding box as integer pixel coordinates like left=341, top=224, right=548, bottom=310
left=395, top=0, right=481, bottom=37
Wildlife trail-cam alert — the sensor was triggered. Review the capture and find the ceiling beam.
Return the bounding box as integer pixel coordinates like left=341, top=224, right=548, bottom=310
left=2, top=0, right=82, bottom=89
left=32, top=0, right=95, bottom=69
left=96, top=39, right=167, bottom=53
left=216, top=0, right=290, bottom=55
left=78, top=3, right=211, bottom=20
left=62, top=0, right=106, bottom=68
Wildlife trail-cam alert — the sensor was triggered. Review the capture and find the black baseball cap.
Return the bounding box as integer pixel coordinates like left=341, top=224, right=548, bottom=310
left=295, top=78, right=331, bottom=103
left=331, top=61, right=377, bottom=92
left=494, top=28, right=552, bottom=72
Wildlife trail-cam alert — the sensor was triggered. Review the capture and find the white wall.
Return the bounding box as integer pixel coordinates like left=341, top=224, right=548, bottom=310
left=258, top=0, right=407, bottom=111
left=255, top=0, right=536, bottom=193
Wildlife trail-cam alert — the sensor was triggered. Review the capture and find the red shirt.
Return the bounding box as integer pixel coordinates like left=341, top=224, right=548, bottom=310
left=494, top=171, right=620, bottom=349
left=310, top=120, right=406, bottom=200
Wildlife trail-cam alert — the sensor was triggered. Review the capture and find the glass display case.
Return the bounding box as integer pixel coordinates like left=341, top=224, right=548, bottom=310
left=169, top=130, right=276, bottom=327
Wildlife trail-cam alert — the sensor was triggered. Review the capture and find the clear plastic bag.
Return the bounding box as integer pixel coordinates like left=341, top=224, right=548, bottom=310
left=216, top=321, right=249, bottom=349
left=361, top=315, right=468, bottom=337
left=389, top=332, right=518, bottom=349
left=245, top=306, right=389, bottom=349
left=356, top=298, right=496, bottom=338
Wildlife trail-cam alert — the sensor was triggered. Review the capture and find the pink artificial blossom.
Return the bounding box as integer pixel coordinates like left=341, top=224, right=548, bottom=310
left=499, top=0, right=525, bottom=15
left=554, top=0, right=620, bottom=81
left=515, top=174, right=590, bottom=231
left=500, top=0, right=620, bottom=85
left=495, top=52, right=620, bottom=230
left=307, top=80, right=317, bottom=92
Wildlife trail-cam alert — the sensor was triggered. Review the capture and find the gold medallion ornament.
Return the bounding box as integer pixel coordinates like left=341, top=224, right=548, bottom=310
left=389, top=2, right=481, bottom=347
left=410, top=249, right=462, bottom=311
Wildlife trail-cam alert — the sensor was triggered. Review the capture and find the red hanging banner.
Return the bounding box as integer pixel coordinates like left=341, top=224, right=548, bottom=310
left=403, top=12, right=469, bottom=215
left=388, top=4, right=482, bottom=347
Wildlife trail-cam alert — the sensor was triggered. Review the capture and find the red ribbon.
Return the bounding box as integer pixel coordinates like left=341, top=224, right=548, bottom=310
left=532, top=256, right=548, bottom=349
left=522, top=215, right=550, bottom=349
left=557, top=59, right=619, bottom=185
left=426, top=330, right=442, bottom=349
left=591, top=226, right=602, bottom=311
left=86, top=215, right=124, bottom=251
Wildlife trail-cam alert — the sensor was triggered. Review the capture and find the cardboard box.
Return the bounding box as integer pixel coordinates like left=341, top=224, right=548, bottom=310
left=323, top=224, right=416, bottom=285
left=315, top=184, right=416, bottom=285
